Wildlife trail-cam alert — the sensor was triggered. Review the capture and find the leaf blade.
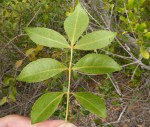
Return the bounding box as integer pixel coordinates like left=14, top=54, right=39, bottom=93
left=74, top=31, right=117, bottom=50
left=73, top=92, right=107, bottom=118
left=17, top=58, right=67, bottom=83
left=73, top=54, right=122, bottom=74
left=0, top=97, right=8, bottom=106
left=140, top=48, right=150, bottom=59
left=31, top=92, right=64, bottom=124
left=64, top=3, right=89, bottom=45
left=25, top=27, right=70, bottom=49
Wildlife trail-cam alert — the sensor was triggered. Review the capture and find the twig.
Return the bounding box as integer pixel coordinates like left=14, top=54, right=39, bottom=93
left=87, top=75, right=101, bottom=85
left=131, top=64, right=140, bottom=80
left=124, top=3, right=137, bottom=40
left=117, top=105, right=127, bottom=122
left=1, top=7, right=41, bottom=55
left=139, top=61, right=150, bottom=70
left=122, top=61, right=138, bottom=67
left=26, top=7, right=41, bottom=27
left=81, top=1, right=150, bottom=71
left=82, top=1, right=150, bottom=72
left=11, top=43, right=26, bottom=56
left=104, top=119, right=130, bottom=126
left=107, top=74, right=122, bottom=96
left=81, top=1, right=105, bottom=29
left=100, top=15, right=109, bottom=29
left=0, top=34, right=27, bottom=54
left=115, top=38, right=134, bottom=58
left=100, top=49, right=132, bottom=60
left=108, top=4, right=114, bottom=29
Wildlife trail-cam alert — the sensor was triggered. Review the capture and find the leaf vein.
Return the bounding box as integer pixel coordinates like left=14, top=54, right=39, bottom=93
left=34, top=93, right=64, bottom=122
left=75, top=94, right=102, bottom=115
left=21, top=68, right=67, bottom=79
left=71, top=6, right=80, bottom=44
left=75, top=34, right=115, bottom=48
left=29, top=31, right=69, bottom=47
left=73, top=66, right=116, bottom=70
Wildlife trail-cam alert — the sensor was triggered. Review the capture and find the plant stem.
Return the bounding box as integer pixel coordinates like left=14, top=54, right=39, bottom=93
left=65, top=46, right=73, bottom=122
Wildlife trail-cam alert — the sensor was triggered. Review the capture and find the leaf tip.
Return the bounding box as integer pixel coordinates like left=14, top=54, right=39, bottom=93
left=100, top=110, right=107, bottom=118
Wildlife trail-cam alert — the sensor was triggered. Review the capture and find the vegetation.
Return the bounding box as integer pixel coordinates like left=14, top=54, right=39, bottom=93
left=0, top=0, right=150, bottom=126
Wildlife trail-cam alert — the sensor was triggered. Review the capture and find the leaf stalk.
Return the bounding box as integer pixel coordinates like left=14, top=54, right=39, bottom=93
left=65, top=46, right=73, bottom=122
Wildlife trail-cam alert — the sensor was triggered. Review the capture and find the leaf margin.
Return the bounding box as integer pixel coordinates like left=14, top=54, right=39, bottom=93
left=25, top=27, right=70, bottom=49
left=17, top=58, right=68, bottom=83
left=74, top=30, right=117, bottom=50
left=73, top=92, right=107, bottom=118
left=31, top=92, right=65, bottom=124
left=72, top=53, right=122, bottom=74
left=64, top=2, right=89, bottom=45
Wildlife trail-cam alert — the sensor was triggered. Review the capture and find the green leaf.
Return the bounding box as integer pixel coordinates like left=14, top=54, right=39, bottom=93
left=73, top=54, right=122, bottom=74
left=25, top=27, right=70, bottom=49
left=64, top=3, right=89, bottom=45
left=0, top=97, right=8, bottom=106
left=135, top=23, right=147, bottom=33
left=140, top=48, right=150, bottom=59
left=127, top=0, right=145, bottom=8
left=144, top=32, right=150, bottom=39
left=9, top=86, right=17, bottom=102
left=17, top=58, right=67, bottom=83
left=139, top=0, right=145, bottom=6
left=74, top=31, right=117, bottom=50
left=73, top=92, right=106, bottom=118
left=128, top=0, right=136, bottom=8
left=31, top=92, right=64, bottom=124
left=2, top=77, right=14, bottom=86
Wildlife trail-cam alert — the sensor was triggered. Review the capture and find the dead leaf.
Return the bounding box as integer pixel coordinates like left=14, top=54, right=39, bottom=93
left=15, top=60, right=23, bottom=68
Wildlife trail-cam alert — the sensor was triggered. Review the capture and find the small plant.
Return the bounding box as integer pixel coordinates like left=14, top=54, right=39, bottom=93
left=17, top=2, right=122, bottom=124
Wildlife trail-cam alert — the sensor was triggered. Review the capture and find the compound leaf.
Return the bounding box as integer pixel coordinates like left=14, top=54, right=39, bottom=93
left=17, top=58, right=67, bottom=83
left=73, top=92, right=106, bottom=118
left=73, top=54, right=122, bottom=74
left=25, top=27, right=70, bottom=49
left=31, top=92, right=64, bottom=124
left=74, top=31, right=117, bottom=50
left=64, top=3, right=89, bottom=45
